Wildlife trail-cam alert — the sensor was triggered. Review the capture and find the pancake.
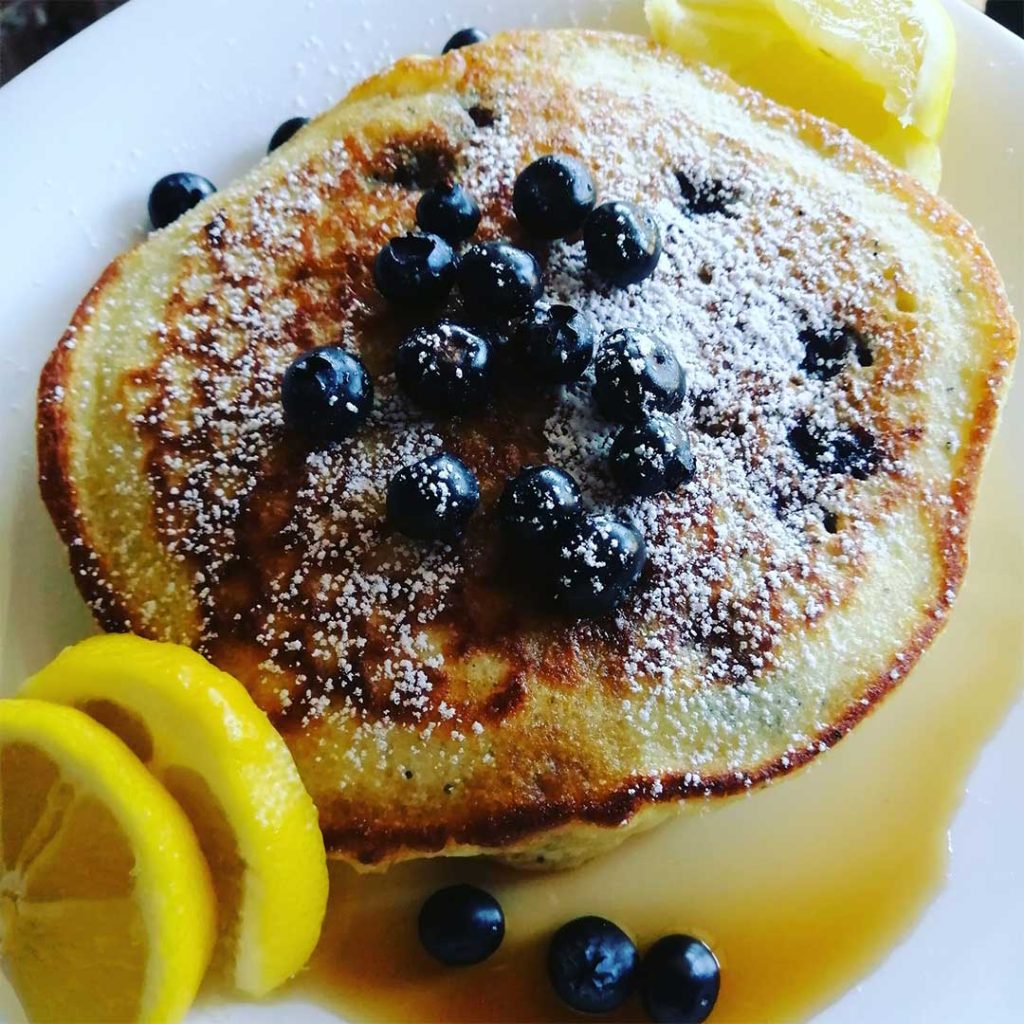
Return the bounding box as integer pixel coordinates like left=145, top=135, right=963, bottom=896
left=37, top=30, right=1017, bottom=870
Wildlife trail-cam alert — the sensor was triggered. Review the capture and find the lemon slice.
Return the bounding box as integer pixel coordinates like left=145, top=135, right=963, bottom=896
left=0, top=699, right=215, bottom=1023
left=23, top=635, right=328, bottom=997
left=646, top=0, right=956, bottom=188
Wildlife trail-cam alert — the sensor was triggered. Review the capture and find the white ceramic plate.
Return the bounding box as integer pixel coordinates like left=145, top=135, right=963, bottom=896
left=0, top=1, right=1020, bottom=1021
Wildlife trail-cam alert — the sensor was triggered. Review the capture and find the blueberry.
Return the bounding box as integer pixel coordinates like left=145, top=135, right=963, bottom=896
left=512, top=303, right=596, bottom=384
left=418, top=884, right=505, bottom=966
left=513, top=154, right=596, bottom=239
left=395, top=321, right=492, bottom=414
left=799, top=326, right=849, bottom=380
left=675, top=170, right=737, bottom=217
left=593, top=329, right=686, bottom=424
left=416, top=181, right=482, bottom=244
left=611, top=415, right=695, bottom=497
left=281, top=346, right=373, bottom=441
left=442, top=27, right=489, bottom=53
left=456, top=242, right=543, bottom=322
left=641, top=935, right=720, bottom=1024
left=583, top=201, right=662, bottom=287
left=548, top=916, right=639, bottom=1014
left=498, top=465, right=582, bottom=547
left=830, top=428, right=878, bottom=480
left=788, top=418, right=878, bottom=480
left=800, top=325, right=872, bottom=379
left=552, top=515, right=646, bottom=618
left=373, top=233, right=455, bottom=307
left=268, top=116, right=309, bottom=153
left=148, top=172, right=216, bottom=230
left=787, top=418, right=823, bottom=466
left=387, top=453, right=480, bottom=542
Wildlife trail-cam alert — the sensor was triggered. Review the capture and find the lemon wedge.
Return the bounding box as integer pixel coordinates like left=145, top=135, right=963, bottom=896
left=645, top=0, right=956, bottom=189
left=23, top=635, right=328, bottom=997
left=0, top=699, right=215, bottom=1023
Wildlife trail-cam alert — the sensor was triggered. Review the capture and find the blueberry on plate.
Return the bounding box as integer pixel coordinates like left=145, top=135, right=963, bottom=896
left=548, top=916, right=639, bottom=1014
left=395, top=321, right=492, bottom=414
left=455, top=242, right=543, bottom=323
left=442, top=27, right=489, bottom=53
left=610, top=415, right=695, bottom=497
left=281, top=345, right=373, bottom=441
left=387, top=453, right=480, bottom=542
left=641, top=934, right=720, bottom=1024
left=418, top=884, right=505, bottom=966
left=148, top=172, right=216, bottom=230
left=513, top=154, right=596, bottom=239
left=583, top=200, right=662, bottom=287
left=551, top=514, right=646, bottom=618
left=593, top=328, right=687, bottom=424
left=498, top=465, right=582, bottom=547
left=373, top=233, right=455, bottom=307
left=268, top=116, right=310, bottom=153
left=512, top=303, right=596, bottom=384
left=416, top=181, right=482, bottom=244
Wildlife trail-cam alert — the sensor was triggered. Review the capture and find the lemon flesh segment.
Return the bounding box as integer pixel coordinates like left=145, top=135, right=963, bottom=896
left=645, top=0, right=956, bottom=189
left=23, top=634, right=329, bottom=997
left=0, top=699, right=215, bottom=1024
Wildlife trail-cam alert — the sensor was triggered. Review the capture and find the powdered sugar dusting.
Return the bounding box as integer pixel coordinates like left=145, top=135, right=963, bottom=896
left=61, top=40, right=968, bottom=802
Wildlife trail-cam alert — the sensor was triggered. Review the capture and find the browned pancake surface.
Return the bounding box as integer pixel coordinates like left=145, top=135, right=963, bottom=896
left=38, top=31, right=1017, bottom=867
